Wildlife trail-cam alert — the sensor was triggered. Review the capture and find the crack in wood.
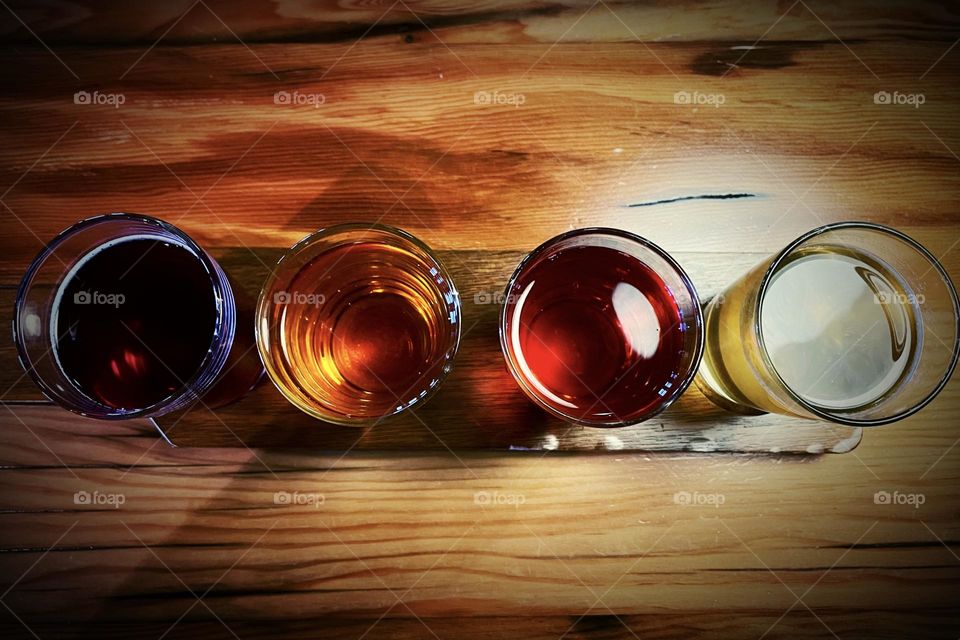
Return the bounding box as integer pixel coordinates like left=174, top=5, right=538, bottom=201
left=627, top=193, right=758, bottom=207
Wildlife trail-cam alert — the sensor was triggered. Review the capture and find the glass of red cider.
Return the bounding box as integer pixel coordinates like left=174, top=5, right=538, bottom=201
left=500, top=228, right=704, bottom=426
left=13, top=213, right=263, bottom=419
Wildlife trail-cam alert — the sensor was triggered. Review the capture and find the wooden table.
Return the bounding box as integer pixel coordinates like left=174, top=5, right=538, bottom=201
left=1, top=1, right=959, bottom=637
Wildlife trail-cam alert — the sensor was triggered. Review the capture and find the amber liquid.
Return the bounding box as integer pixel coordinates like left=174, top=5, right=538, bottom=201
left=54, top=238, right=219, bottom=410
left=263, top=241, right=459, bottom=421
left=503, top=244, right=689, bottom=423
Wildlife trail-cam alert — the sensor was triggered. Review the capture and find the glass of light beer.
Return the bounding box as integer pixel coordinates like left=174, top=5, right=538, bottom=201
left=696, top=222, right=960, bottom=425
left=257, top=223, right=461, bottom=425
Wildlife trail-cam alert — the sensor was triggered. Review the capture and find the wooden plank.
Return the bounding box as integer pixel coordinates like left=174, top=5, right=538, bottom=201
left=0, top=41, right=958, bottom=283
left=0, top=0, right=958, bottom=44
left=0, top=10, right=958, bottom=636
left=4, top=612, right=960, bottom=640
left=0, top=404, right=957, bottom=630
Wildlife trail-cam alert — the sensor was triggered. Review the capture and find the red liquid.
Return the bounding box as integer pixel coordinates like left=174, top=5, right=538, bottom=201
left=503, top=244, right=689, bottom=423
left=55, top=238, right=219, bottom=409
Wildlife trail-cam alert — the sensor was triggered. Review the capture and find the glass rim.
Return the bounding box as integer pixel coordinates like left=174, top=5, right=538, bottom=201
left=754, top=220, right=960, bottom=427
left=255, top=222, right=463, bottom=426
left=498, top=226, right=705, bottom=427
left=13, top=212, right=234, bottom=420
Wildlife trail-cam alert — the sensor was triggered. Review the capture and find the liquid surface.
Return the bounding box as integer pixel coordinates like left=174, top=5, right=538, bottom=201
left=504, top=244, right=689, bottom=423
left=55, top=238, right=218, bottom=409
left=266, top=241, right=458, bottom=420
left=760, top=247, right=919, bottom=410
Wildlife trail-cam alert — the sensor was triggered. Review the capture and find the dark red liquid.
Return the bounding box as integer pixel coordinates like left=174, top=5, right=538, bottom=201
left=55, top=238, right=218, bottom=410
left=503, top=244, right=689, bottom=423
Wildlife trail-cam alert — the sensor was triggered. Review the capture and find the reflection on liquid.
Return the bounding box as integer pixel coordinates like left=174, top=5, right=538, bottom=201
left=760, top=248, right=918, bottom=411
left=503, top=243, right=690, bottom=423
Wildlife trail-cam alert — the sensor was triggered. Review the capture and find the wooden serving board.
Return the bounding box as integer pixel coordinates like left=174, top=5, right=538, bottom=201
left=1, top=248, right=861, bottom=453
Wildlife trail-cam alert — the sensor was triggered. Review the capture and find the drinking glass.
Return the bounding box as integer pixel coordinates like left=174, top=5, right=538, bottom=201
left=695, top=222, right=960, bottom=425
left=14, top=213, right=260, bottom=419
left=500, top=228, right=704, bottom=427
left=257, top=223, right=461, bottom=425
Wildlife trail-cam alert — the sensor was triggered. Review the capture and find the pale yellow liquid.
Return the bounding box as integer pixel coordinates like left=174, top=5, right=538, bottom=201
left=698, top=246, right=920, bottom=415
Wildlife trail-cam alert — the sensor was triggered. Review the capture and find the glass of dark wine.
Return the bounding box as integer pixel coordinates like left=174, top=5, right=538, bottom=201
left=13, top=213, right=262, bottom=419
left=500, top=228, right=704, bottom=427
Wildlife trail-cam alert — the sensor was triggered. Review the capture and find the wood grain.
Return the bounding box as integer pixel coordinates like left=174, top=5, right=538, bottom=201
left=1, top=40, right=958, bottom=273
left=1, top=0, right=959, bottom=44
left=0, top=402, right=958, bottom=637
left=1, top=1, right=959, bottom=637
